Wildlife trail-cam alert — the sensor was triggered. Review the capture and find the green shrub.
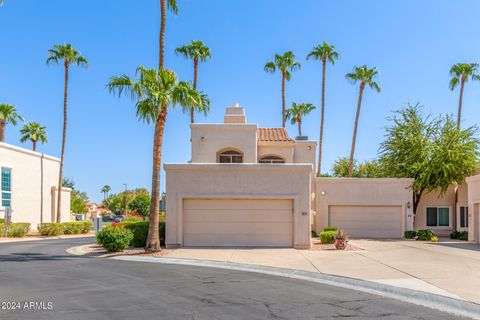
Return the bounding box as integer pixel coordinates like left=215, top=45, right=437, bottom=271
left=458, top=231, right=468, bottom=241
left=125, top=221, right=165, bottom=247
left=37, top=223, right=65, bottom=236
left=417, top=229, right=435, bottom=241
left=450, top=231, right=460, bottom=239
left=96, top=226, right=133, bottom=252
left=123, top=216, right=143, bottom=223
left=324, top=226, right=337, bottom=232
left=63, top=221, right=92, bottom=235
left=404, top=230, right=417, bottom=239
left=0, top=222, right=30, bottom=237
left=320, top=231, right=336, bottom=244
left=311, top=230, right=318, bottom=238
left=0, top=218, right=4, bottom=224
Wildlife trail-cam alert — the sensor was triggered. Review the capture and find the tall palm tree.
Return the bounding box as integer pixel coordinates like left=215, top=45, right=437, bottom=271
left=449, top=63, right=480, bottom=128
left=0, top=104, right=23, bottom=142
left=107, top=66, right=207, bottom=251
left=307, top=42, right=340, bottom=177
left=101, top=185, right=111, bottom=201
left=345, top=65, right=381, bottom=177
left=174, top=40, right=212, bottom=123
left=46, top=44, right=88, bottom=222
left=264, top=51, right=301, bottom=128
left=159, top=0, right=178, bottom=69
left=285, top=102, right=316, bottom=137
left=19, top=121, right=47, bottom=151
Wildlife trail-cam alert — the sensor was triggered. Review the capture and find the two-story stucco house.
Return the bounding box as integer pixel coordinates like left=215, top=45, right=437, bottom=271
left=0, top=142, right=71, bottom=230
left=165, top=104, right=480, bottom=248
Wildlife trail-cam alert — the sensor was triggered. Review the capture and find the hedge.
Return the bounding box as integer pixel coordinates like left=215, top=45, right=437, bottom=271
left=404, top=230, right=417, bottom=239
left=125, top=221, right=165, bottom=247
left=0, top=222, right=30, bottom=237
left=320, top=231, right=336, bottom=244
left=450, top=231, right=468, bottom=241
left=323, top=226, right=337, bottom=232
left=38, top=221, right=92, bottom=236
left=96, top=226, right=133, bottom=252
left=417, top=229, right=436, bottom=241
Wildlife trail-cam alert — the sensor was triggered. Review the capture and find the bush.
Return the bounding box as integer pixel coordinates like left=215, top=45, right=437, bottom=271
left=458, top=231, right=468, bottom=241
left=63, top=222, right=92, bottom=235
left=125, top=221, right=165, bottom=247
left=311, top=230, right=318, bottom=238
left=404, top=230, right=417, bottom=239
left=0, top=218, right=4, bottom=224
left=320, top=231, right=336, bottom=244
left=324, top=226, right=337, bottom=232
left=96, top=226, right=133, bottom=252
left=450, top=231, right=460, bottom=239
left=123, top=216, right=144, bottom=223
left=431, top=236, right=439, bottom=242
left=37, top=223, right=65, bottom=236
left=0, top=222, right=30, bottom=237
left=417, top=229, right=435, bottom=241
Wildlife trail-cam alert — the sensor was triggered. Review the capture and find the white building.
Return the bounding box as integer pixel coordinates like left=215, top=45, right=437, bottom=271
left=0, top=142, right=71, bottom=230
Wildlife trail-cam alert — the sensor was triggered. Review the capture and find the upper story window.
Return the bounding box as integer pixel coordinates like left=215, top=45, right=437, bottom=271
left=259, top=155, right=285, bottom=164
left=217, top=150, right=243, bottom=163
left=1, top=167, right=12, bottom=207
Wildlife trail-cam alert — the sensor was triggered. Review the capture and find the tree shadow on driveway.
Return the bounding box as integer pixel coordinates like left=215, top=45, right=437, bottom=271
left=430, top=242, right=480, bottom=252
left=0, top=252, right=88, bottom=262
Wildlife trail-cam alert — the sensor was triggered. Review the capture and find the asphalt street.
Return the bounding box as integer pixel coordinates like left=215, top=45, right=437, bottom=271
left=0, top=238, right=468, bottom=319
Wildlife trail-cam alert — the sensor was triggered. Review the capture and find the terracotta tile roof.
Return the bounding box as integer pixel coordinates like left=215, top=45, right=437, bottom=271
left=257, top=128, right=293, bottom=142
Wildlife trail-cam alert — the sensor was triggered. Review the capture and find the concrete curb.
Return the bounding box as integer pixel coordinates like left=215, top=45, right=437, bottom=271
left=112, top=255, right=480, bottom=320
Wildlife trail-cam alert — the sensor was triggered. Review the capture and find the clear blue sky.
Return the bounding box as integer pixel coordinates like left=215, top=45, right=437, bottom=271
left=1, top=1, right=480, bottom=202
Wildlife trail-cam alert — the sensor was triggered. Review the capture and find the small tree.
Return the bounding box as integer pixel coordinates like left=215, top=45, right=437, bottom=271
left=332, top=157, right=382, bottom=178
left=379, top=103, right=479, bottom=215
left=128, top=193, right=151, bottom=218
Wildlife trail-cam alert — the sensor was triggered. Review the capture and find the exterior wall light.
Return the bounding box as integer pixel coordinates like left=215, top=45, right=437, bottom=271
left=407, top=202, right=411, bottom=209
left=307, top=146, right=312, bottom=150
left=321, top=191, right=326, bottom=196
left=200, top=136, right=205, bottom=142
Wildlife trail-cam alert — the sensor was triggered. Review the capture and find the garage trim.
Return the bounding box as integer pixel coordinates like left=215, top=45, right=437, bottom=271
left=175, top=193, right=300, bottom=247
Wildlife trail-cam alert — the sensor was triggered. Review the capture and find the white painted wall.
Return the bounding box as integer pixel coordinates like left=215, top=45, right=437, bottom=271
left=0, top=142, right=71, bottom=229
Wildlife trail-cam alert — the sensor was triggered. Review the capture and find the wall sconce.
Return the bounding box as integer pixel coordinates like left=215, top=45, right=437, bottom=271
left=200, top=136, right=205, bottom=142
left=307, top=146, right=312, bottom=150
left=321, top=191, right=326, bottom=196
left=407, top=202, right=411, bottom=209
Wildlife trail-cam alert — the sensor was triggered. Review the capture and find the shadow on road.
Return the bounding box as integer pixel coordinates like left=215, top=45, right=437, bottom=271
left=0, top=252, right=88, bottom=262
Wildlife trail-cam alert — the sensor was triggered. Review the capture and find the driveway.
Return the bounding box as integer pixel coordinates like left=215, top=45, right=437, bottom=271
left=162, top=239, right=480, bottom=303
left=0, top=238, right=465, bottom=319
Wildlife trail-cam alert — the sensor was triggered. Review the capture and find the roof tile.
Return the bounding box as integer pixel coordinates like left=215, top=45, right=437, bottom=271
left=257, top=128, right=293, bottom=142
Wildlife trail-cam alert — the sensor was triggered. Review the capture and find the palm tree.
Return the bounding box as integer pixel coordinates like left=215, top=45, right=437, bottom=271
left=264, top=51, right=301, bottom=128
left=285, top=102, right=316, bottom=137
left=101, top=185, right=111, bottom=201
left=449, top=63, right=480, bottom=128
left=0, top=104, right=23, bottom=142
left=174, top=40, right=212, bottom=123
left=107, top=66, right=207, bottom=251
left=345, top=65, right=381, bottom=177
left=19, top=121, right=47, bottom=151
left=46, top=44, right=88, bottom=222
left=159, top=0, right=178, bottom=69
left=307, top=42, right=340, bottom=177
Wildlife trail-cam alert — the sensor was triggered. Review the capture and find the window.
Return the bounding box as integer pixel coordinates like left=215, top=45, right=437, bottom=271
left=259, top=155, right=285, bottom=164
left=460, top=206, right=469, bottom=228
left=217, top=150, right=243, bottom=163
left=1, top=167, right=12, bottom=207
left=426, top=207, right=450, bottom=227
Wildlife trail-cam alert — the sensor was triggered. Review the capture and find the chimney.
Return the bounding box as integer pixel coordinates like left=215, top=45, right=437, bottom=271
left=224, top=102, right=246, bottom=124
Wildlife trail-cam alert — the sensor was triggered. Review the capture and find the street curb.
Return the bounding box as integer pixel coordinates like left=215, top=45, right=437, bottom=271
left=112, top=255, right=480, bottom=320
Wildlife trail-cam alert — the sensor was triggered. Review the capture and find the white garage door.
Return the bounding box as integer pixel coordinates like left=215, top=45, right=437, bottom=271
left=329, top=205, right=402, bottom=238
left=183, top=199, right=293, bottom=247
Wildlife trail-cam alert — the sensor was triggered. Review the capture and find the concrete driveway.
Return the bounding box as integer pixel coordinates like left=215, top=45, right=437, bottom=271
left=163, top=239, right=480, bottom=304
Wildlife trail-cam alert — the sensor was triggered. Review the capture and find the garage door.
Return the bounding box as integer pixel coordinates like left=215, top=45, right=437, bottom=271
left=329, top=205, right=402, bottom=238
left=183, top=199, right=293, bottom=247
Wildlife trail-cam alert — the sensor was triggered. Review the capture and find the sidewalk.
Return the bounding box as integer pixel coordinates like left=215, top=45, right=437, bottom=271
left=158, top=239, right=480, bottom=303
left=0, top=233, right=95, bottom=243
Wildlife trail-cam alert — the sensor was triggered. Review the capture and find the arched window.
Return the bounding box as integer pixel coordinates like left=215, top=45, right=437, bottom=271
left=258, top=155, right=285, bottom=164
left=217, top=149, right=243, bottom=163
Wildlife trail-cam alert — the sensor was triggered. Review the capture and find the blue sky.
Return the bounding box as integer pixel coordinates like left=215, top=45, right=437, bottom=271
left=1, top=0, right=480, bottom=202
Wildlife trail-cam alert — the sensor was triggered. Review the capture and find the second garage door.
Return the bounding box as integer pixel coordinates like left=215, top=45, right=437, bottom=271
left=183, top=199, right=293, bottom=247
left=329, top=205, right=402, bottom=238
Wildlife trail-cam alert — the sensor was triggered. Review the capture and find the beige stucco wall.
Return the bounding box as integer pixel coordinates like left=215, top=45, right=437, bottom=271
left=164, top=163, right=313, bottom=249
left=415, top=186, right=456, bottom=235
left=257, top=142, right=294, bottom=163
left=466, top=174, right=480, bottom=241
left=315, top=178, right=414, bottom=235
left=0, top=142, right=71, bottom=229
left=191, top=124, right=257, bottom=163
left=294, top=141, right=317, bottom=173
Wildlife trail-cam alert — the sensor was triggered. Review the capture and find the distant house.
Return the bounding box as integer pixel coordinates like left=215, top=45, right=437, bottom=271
left=164, top=103, right=480, bottom=248
left=0, top=142, right=71, bottom=229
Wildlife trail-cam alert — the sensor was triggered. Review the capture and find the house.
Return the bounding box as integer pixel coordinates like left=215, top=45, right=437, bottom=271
left=165, top=103, right=480, bottom=248
left=0, top=142, right=71, bottom=230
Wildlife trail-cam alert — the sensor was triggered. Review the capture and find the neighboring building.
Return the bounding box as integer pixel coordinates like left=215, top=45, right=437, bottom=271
left=0, top=142, right=71, bottom=230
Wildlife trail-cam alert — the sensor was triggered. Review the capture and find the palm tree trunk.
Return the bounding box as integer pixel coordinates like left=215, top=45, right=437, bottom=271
left=56, top=61, right=69, bottom=222
left=159, top=0, right=166, bottom=69
left=297, top=114, right=302, bottom=136
left=349, top=83, right=365, bottom=177
left=146, top=109, right=167, bottom=252
left=457, top=77, right=465, bottom=129
left=281, top=70, right=286, bottom=128
left=191, top=57, right=198, bottom=123
left=317, top=58, right=327, bottom=177
left=32, top=140, right=37, bottom=152
left=0, top=121, right=5, bottom=142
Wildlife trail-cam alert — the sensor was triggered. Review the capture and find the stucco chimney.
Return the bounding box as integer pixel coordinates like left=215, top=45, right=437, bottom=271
left=224, top=103, right=246, bottom=124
